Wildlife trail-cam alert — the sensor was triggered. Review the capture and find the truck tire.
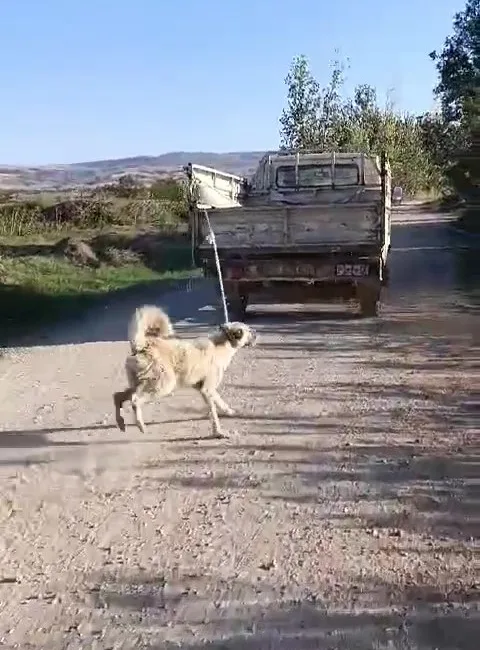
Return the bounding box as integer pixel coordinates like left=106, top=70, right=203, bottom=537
left=382, top=264, right=390, bottom=287
left=359, top=295, right=379, bottom=318
left=226, top=295, right=248, bottom=321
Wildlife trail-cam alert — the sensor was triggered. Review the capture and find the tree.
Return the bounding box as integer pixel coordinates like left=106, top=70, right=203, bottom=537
left=279, top=55, right=346, bottom=150
left=430, top=0, right=479, bottom=123
left=448, top=88, right=480, bottom=200
left=417, top=110, right=465, bottom=189
left=336, top=84, right=381, bottom=152
left=430, top=0, right=480, bottom=200
left=279, top=56, right=439, bottom=193
left=316, top=58, right=346, bottom=150
left=279, top=55, right=322, bottom=150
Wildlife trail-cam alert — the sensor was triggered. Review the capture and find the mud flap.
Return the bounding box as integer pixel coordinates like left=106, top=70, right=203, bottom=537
left=357, top=282, right=381, bottom=318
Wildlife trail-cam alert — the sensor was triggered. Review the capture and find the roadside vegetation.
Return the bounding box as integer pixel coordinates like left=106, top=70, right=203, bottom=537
left=0, top=177, right=193, bottom=342
left=0, top=175, right=188, bottom=237
left=279, top=0, right=479, bottom=230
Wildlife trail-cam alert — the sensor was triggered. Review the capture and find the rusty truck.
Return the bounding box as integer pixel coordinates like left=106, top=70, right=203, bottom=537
left=184, top=150, right=392, bottom=319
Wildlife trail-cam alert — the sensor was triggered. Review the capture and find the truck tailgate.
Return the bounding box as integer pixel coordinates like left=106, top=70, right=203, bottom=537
left=200, top=204, right=380, bottom=248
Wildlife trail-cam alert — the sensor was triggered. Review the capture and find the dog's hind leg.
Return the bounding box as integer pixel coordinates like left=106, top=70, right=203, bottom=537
left=131, top=390, right=147, bottom=434
left=114, top=388, right=134, bottom=432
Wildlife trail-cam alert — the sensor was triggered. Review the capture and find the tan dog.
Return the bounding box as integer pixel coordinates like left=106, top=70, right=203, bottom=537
left=114, top=305, right=257, bottom=438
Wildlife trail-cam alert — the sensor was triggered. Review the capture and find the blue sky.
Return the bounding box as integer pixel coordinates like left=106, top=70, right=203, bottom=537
left=1, top=0, right=465, bottom=165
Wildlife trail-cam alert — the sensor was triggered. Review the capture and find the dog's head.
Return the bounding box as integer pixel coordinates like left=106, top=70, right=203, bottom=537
left=219, top=322, right=257, bottom=348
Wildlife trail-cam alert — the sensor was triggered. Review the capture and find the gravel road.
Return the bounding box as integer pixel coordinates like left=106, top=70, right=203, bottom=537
left=0, top=204, right=478, bottom=649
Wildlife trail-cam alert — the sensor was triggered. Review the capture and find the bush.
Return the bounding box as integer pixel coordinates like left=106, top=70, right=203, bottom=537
left=0, top=177, right=189, bottom=236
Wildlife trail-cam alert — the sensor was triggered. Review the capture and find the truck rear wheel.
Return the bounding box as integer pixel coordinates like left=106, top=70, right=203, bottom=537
left=381, top=263, right=390, bottom=287
left=359, top=295, right=379, bottom=318
left=226, top=295, right=248, bottom=321
left=357, top=282, right=380, bottom=318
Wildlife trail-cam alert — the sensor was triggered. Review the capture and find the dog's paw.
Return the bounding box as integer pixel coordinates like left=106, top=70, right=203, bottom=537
left=222, top=407, right=236, bottom=417
left=211, top=429, right=227, bottom=439
left=115, top=414, right=126, bottom=432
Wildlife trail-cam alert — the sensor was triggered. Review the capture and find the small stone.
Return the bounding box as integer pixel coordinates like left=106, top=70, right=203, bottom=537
left=64, top=625, right=78, bottom=633
left=259, top=559, right=275, bottom=571
left=42, top=592, right=56, bottom=602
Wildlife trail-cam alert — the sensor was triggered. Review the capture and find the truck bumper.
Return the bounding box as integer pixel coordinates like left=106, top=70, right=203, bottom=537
left=222, top=277, right=381, bottom=304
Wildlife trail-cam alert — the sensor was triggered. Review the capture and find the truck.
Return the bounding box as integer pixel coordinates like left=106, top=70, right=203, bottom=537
left=184, top=150, right=392, bottom=319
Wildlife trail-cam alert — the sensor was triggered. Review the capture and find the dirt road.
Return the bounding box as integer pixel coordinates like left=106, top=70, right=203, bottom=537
left=0, top=205, right=478, bottom=649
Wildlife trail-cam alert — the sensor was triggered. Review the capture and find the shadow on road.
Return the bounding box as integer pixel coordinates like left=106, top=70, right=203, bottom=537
left=0, top=277, right=214, bottom=349
left=135, top=309, right=479, bottom=546
left=83, top=569, right=479, bottom=649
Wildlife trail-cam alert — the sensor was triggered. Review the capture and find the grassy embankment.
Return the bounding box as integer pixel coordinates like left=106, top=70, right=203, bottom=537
left=0, top=180, right=198, bottom=341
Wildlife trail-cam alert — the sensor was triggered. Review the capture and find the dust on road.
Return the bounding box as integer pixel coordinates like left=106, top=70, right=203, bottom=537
left=0, top=206, right=479, bottom=649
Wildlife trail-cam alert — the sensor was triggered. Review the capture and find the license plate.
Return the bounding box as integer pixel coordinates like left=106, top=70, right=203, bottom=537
left=335, top=263, right=369, bottom=277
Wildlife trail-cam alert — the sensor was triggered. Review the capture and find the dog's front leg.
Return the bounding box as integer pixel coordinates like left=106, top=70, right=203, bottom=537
left=212, top=389, right=236, bottom=417
left=200, top=388, right=225, bottom=438
left=197, top=386, right=234, bottom=417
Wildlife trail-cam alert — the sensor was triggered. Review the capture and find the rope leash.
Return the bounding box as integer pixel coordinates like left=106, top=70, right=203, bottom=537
left=203, top=209, right=230, bottom=324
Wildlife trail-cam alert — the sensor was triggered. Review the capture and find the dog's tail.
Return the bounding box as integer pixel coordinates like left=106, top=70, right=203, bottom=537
left=128, top=305, right=174, bottom=353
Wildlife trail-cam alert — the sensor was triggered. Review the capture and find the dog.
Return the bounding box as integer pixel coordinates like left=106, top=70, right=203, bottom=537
left=113, top=305, right=257, bottom=438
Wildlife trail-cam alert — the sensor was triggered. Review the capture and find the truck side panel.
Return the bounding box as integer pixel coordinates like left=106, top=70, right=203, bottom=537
left=200, top=204, right=380, bottom=248
left=186, top=163, right=247, bottom=209
left=380, top=153, right=392, bottom=264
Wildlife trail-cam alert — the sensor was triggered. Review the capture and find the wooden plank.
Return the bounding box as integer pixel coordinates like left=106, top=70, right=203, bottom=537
left=283, top=208, right=289, bottom=245
left=289, top=206, right=379, bottom=244
left=245, top=187, right=382, bottom=207
left=203, top=204, right=380, bottom=247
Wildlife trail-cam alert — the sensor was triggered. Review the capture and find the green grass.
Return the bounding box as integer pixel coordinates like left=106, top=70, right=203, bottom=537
left=0, top=255, right=196, bottom=342
left=1, top=255, right=191, bottom=293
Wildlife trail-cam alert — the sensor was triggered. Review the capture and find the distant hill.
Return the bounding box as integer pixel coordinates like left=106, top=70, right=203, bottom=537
left=0, top=151, right=266, bottom=192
